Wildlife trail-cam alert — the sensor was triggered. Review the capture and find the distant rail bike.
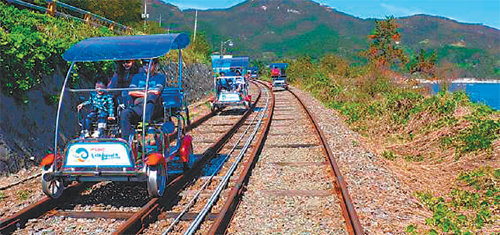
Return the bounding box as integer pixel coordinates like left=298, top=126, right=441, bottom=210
left=40, top=33, right=195, bottom=198
left=211, top=56, right=252, bottom=111
left=269, top=63, right=289, bottom=90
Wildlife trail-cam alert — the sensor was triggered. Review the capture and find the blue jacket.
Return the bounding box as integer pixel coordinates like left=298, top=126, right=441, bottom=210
left=82, top=92, right=114, bottom=116
left=129, top=72, right=166, bottom=103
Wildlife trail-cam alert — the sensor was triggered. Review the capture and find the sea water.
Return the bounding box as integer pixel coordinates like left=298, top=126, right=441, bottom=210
left=428, top=82, right=500, bottom=110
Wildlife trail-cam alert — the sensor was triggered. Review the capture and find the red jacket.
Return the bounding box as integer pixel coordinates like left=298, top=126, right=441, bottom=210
left=271, top=68, right=280, bottom=76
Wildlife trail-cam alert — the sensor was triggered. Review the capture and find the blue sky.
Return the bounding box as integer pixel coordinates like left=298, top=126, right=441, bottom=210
left=161, top=0, right=500, bottom=29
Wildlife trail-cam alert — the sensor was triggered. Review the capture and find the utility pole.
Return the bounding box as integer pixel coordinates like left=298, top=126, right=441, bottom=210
left=141, top=0, right=149, bottom=29
left=193, top=10, right=198, bottom=42
left=220, top=41, right=223, bottom=57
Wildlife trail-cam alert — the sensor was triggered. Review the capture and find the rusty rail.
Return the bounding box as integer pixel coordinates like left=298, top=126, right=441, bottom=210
left=0, top=183, right=87, bottom=233
left=288, top=88, right=363, bottom=234
left=208, top=80, right=274, bottom=234
left=208, top=84, right=363, bottom=234
left=113, top=81, right=263, bottom=234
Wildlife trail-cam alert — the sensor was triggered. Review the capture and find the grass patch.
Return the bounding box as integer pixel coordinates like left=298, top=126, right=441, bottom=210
left=411, top=167, right=499, bottom=234
left=0, top=191, right=6, bottom=201
left=382, top=150, right=397, bottom=160
left=16, top=189, right=31, bottom=201
left=404, top=154, right=424, bottom=162
left=287, top=55, right=499, bottom=162
left=259, top=75, right=272, bottom=82
left=440, top=119, right=500, bottom=157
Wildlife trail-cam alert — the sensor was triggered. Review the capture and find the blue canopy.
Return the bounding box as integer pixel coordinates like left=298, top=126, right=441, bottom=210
left=63, top=33, right=190, bottom=62
left=248, top=67, right=258, bottom=72
left=269, top=63, right=288, bottom=69
left=212, top=57, right=249, bottom=69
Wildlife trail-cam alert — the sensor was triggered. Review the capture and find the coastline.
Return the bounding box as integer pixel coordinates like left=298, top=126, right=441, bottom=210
left=416, top=78, right=500, bottom=84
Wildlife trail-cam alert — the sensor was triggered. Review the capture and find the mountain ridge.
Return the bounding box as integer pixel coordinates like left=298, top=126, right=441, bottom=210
left=149, top=0, right=499, bottom=77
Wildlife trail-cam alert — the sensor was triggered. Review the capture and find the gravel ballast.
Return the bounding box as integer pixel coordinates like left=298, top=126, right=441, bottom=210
left=228, top=90, right=347, bottom=234
left=290, top=87, right=427, bottom=233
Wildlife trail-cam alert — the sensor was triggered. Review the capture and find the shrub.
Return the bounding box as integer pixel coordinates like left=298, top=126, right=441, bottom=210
left=287, top=55, right=315, bottom=83
left=385, top=90, right=424, bottom=124
left=458, top=119, right=499, bottom=154
left=339, top=102, right=366, bottom=123
left=414, top=167, right=498, bottom=233
left=0, top=2, right=115, bottom=100
left=422, top=92, right=458, bottom=115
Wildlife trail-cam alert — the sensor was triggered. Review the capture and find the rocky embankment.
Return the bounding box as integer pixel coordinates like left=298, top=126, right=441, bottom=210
left=0, top=63, right=212, bottom=174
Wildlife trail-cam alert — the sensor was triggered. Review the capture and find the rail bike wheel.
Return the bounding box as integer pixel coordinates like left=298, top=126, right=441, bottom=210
left=41, top=167, right=65, bottom=198
left=210, top=102, right=217, bottom=112
left=147, top=162, right=167, bottom=197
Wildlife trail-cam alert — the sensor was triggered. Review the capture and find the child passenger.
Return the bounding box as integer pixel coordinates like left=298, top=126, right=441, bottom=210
left=77, top=81, right=115, bottom=138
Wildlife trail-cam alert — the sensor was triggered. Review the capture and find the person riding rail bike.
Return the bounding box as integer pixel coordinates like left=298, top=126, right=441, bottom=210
left=120, top=58, right=165, bottom=141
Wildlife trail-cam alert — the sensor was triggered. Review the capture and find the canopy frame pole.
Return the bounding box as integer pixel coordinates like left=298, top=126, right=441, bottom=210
left=178, top=48, right=182, bottom=89
left=54, top=62, right=75, bottom=171
left=213, top=69, right=216, bottom=98
left=141, top=58, right=153, bottom=158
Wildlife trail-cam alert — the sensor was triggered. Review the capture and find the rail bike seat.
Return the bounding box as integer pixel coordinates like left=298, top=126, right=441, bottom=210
left=161, top=87, right=183, bottom=109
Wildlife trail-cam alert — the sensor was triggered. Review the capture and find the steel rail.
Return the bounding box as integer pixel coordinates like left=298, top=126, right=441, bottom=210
left=0, top=183, right=88, bottom=233
left=288, top=88, right=363, bottom=234
left=184, top=83, right=270, bottom=235
left=207, top=80, right=275, bottom=234
left=163, top=88, right=265, bottom=234
left=0, top=99, right=219, bottom=234
left=0, top=173, right=42, bottom=190
left=208, top=83, right=363, bottom=234
left=113, top=82, right=263, bottom=234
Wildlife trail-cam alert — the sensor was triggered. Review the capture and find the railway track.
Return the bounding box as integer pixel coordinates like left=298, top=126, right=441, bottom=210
left=0, top=83, right=262, bottom=234
left=220, top=86, right=363, bottom=234
left=136, top=80, right=273, bottom=234
left=1, top=82, right=362, bottom=234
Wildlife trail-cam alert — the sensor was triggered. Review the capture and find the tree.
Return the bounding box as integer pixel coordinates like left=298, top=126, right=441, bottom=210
left=287, top=56, right=314, bottom=83
left=190, top=33, right=211, bottom=59
left=366, top=16, right=408, bottom=69
left=250, top=60, right=266, bottom=76
left=409, top=49, right=437, bottom=78
left=61, top=0, right=142, bottom=25
left=437, top=60, right=461, bottom=91
left=320, top=54, right=349, bottom=77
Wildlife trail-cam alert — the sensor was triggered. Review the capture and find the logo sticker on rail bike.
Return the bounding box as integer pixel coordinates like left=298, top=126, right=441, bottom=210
left=220, top=93, right=241, bottom=102
left=75, top=148, right=89, bottom=162
left=65, top=142, right=132, bottom=167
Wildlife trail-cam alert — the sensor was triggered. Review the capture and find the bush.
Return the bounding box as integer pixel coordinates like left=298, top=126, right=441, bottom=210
left=458, top=119, right=499, bottom=154
left=319, top=54, right=349, bottom=77
left=286, top=52, right=499, bottom=162
left=385, top=90, right=424, bottom=124
left=414, top=167, right=498, bottom=233
left=339, top=102, right=366, bottom=123
left=287, top=55, right=315, bottom=83
left=422, top=92, right=458, bottom=115
left=0, top=2, right=115, bottom=99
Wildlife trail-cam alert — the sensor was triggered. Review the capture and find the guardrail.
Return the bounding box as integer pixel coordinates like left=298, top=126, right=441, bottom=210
left=3, top=0, right=132, bottom=34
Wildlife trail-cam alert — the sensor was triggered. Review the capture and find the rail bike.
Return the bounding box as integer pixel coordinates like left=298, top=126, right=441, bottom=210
left=269, top=63, right=289, bottom=90
left=40, top=33, right=194, bottom=198
left=248, top=66, right=259, bottom=79
left=210, top=56, right=251, bottom=111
